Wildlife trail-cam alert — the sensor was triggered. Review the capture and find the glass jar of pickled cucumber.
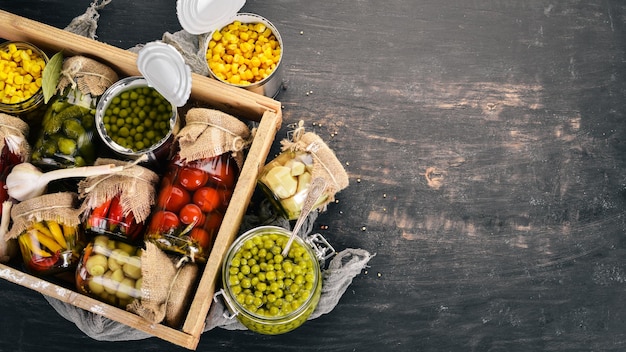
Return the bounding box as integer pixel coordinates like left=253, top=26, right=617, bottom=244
left=31, top=93, right=98, bottom=168
left=257, top=150, right=327, bottom=220
left=0, top=41, right=48, bottom=116
left=216, top=225, right=335, bottom=335
left=75, top=235, right=143, bottom=309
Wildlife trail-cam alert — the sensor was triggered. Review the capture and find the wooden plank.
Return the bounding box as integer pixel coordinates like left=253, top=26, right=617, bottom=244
left=0, top=10, right=282, bottom=121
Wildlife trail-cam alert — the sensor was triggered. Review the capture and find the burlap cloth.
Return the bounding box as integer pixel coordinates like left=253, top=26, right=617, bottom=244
left=40, top=1, right=374, bottom=340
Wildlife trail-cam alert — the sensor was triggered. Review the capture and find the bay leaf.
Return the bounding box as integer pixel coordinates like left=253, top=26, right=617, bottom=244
left=42, top=51, right=63, bottom=104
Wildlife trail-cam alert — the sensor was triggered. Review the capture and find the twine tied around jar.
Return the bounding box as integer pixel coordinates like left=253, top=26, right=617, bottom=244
left=280, top=121, right=349, bottom=209
left=175, top=108, right=252, bottom=169
left=78, top=157, right=159, bottom=224
left=57, top=56, right=118, bottom=97
left=4, top=192, right=81, bottom=241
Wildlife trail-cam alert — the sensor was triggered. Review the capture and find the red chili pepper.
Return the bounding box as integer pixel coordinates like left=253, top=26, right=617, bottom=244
left=88, top=197, right=113, bottom=229
left=27, top=252, right=61, bottom=272
left=107, top=195, right=124, bottom=232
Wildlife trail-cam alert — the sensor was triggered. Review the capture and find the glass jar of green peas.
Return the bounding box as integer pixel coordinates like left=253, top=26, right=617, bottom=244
left=217, top=225, right=335, bottom=334
left=95, top=76, right=179, bottom=163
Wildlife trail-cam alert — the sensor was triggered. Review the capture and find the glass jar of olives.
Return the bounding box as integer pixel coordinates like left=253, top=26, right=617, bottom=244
left=75, top=235, right=143, bottom=309
left=217, top=226, right=334, bottom=334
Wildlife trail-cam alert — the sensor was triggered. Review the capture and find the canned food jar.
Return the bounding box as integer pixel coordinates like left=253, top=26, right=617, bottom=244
left=0, top=41, right=48, bottom=115
left=31, top=93, right=98, bottom=168
left=75, top=235, right=143, bottom=308
left=218, top=226, right=334, bottom=335
left=95, top=76, right=179, bottom=162
left=177, top=0, right=284, bottom=98
left=16, top=219, right=83, bottom=275
left=257, top=150, right=327, bottom=220
left=84, top=194, right=147, bottom=244
left=205, top=14, right=284, bottom=98
left=146, top=153, right=238, bottom=262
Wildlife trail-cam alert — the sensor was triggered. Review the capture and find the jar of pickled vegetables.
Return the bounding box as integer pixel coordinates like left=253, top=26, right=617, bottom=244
left=145, top=108, right=250, bottom=262
left=177, top=0, right=284, bottom=97
left=31, top=56, right=118, bottom=168
left=79, top=158, right=159, bottom=245
left=146, top=153, right=238, bottom=262
left=257, top=123, right=349, bottom=220
left=7, top=192, right=84, bottom=276
left=0, top=113, right=30, bottom=215
left=75, top=235, right=143, bottom=309
left=217, top=225, right=335, bottom=334
left=0, top=41, right=48, bottom=116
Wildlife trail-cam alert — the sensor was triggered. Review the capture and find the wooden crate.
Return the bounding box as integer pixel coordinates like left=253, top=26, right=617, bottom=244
left=0, top=10, right=282, bottom=350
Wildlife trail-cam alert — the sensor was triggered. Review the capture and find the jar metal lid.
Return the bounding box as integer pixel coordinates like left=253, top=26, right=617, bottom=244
left=136, top=42, right=191, bottom=107
left=176, top=0, right=246, bottom=35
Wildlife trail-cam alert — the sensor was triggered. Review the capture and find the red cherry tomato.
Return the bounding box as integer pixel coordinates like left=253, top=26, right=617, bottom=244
left=179, top=203, right=205, bottom=226
left=148, top=210, right=180, bottom=233
left=198, top=154, right=238, bottom=189
left=157, top=184, right=191, bottom=213
left=216, top=187, right=233, bottom=211
left=178, top=166, right=209, bottom=191
left=190, top=228, right=212, bottom=252
left=204, top=211, right=224, bottom=232
left=192, top=186, right=220, bottom=213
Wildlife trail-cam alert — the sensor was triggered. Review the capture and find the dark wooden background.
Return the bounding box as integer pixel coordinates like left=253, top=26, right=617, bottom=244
left=1, top=1, right=626, bottom=351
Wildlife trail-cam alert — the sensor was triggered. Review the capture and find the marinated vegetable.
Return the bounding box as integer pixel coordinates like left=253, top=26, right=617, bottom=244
left=75, top=236, right=143, bottom=308
left=146, top=154, right=238, bottom=261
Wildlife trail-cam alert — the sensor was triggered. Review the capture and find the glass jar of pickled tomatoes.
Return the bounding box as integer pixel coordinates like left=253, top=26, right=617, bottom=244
left=145, top=153, right=239, bottom=262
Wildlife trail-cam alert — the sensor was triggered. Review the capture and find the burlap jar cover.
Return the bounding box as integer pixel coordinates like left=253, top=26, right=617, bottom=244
left=57, top=55, right=119, bottom=97
left=0, top=113, right=30, bottom=262
left=280, top=121, right=349, bottom=210
left=6, top=192, right=80, bottom=240
left=175, top=108, right=252, bottom=166
left=77, top=158, right=159, bottom=225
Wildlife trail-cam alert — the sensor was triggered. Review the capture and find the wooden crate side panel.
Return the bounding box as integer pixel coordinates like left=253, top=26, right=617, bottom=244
left=0, top=10, right=282, bottom=122
left=182, top=109, right=282, bottom=335
left=0, top=263, right=198, bottom=349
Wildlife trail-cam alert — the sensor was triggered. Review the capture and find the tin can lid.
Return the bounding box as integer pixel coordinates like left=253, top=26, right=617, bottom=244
left=177, top=0, right=246, bottom=35
left=136, top=42, right=192, bottom=107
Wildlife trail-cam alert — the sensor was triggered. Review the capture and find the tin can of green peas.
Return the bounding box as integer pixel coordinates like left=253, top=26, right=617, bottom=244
left=217, top=225, right=335, bottom=334
left=95, top=76, right=180, bottom=163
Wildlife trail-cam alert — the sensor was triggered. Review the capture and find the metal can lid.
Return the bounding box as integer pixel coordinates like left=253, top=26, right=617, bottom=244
left=136, top=42, right=192, bottom=107
left=176, top=0, right=246, bottom=35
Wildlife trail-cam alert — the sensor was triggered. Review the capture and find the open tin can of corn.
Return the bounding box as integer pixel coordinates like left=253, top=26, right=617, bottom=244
left=95, top=43, right=191, bottom=163
left=215, top=225, right=335, bottom=334
left=177, top=0, right=284, bottom=98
